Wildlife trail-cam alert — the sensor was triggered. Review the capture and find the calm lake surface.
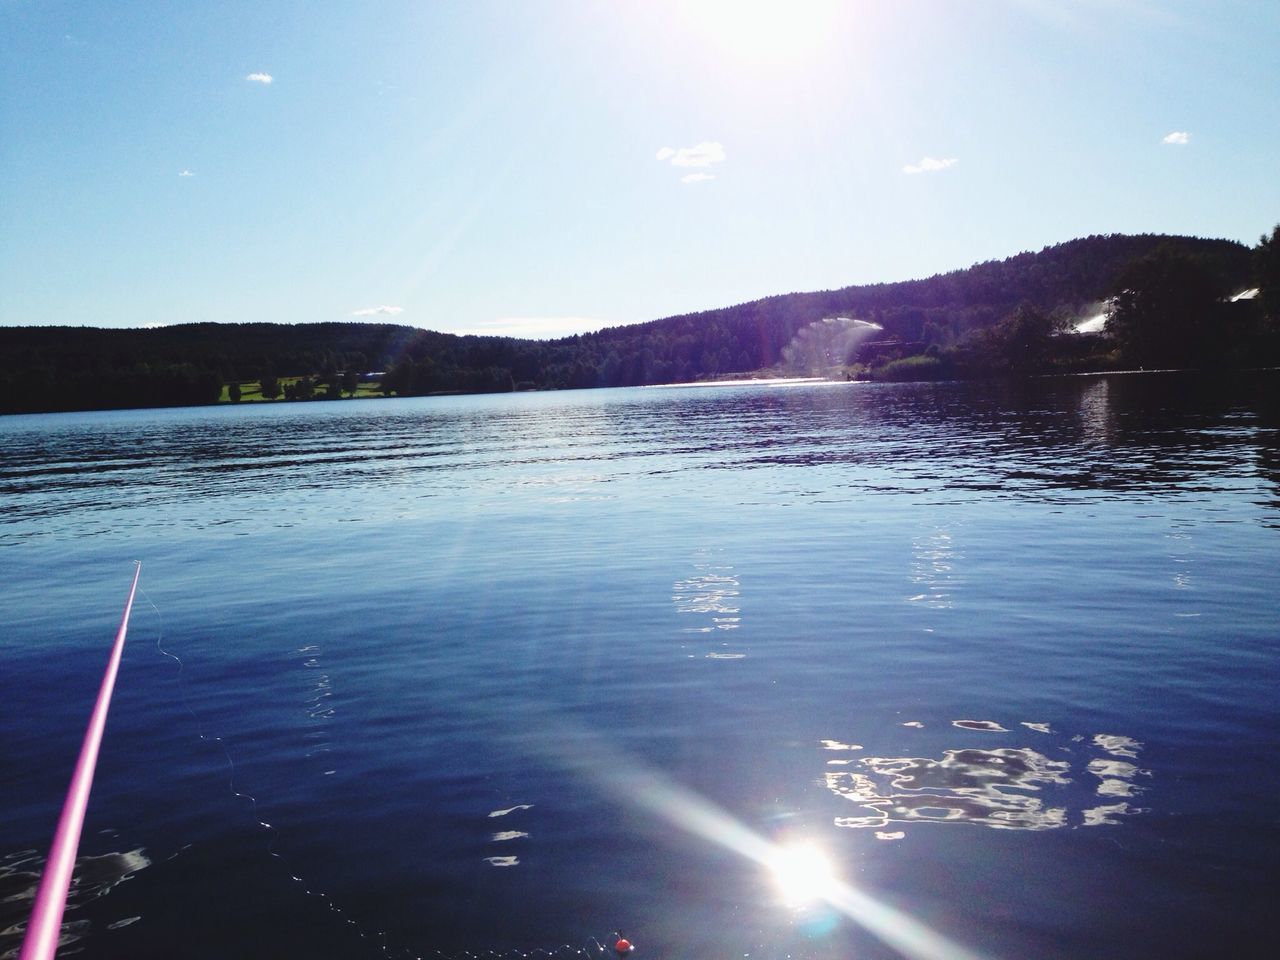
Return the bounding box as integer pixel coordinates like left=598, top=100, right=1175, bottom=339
left=2, top=373, right=1277, bottom=960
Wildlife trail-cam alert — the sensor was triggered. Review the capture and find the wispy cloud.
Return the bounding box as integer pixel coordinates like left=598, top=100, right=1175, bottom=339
left=246, top=72, right=273, bottom=84
left=903, top=156, right=958, bottom=175
left=178, top=169, right=195, bottom=177
left=449, top=316, right=613, bottom=340
left=351, top=305, right=404, bottom=317
left=1161, top=131, right=1190, bottom=145
left=656, top=141, right=726, bottom=168
left=681, top=173, right=715, bottom=184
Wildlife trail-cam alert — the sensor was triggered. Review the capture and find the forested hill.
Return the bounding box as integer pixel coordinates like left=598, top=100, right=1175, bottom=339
left=580, top=233, right=1251, bottom=365
left=0, top=233, right=1260, bottom=414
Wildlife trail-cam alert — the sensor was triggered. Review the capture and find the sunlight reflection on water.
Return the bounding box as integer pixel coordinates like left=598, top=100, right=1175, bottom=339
left=825, top=723, right=1150, bottom=833
left=1, top=374, right=1277, bottom=959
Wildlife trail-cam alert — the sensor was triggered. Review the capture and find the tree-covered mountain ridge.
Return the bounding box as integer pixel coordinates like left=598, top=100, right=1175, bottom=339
left=619, top=231, right=1250, bottom=332
left=2, top=231, right=1272, bottom=414
left=582, top=231, right=1251, bottom=358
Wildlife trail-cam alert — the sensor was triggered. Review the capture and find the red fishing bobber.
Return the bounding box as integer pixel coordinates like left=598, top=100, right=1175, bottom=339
left=613, top=933, right=633, bottom=956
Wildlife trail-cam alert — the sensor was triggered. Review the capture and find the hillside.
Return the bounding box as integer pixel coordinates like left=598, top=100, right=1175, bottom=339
left=0, top=233, right=1260, bottom=414
left=575, top=233, right=1252, bottom=374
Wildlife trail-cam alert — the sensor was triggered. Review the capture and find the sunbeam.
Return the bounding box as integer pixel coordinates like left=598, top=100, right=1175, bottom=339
left=536, top=726, right=992, bottom=960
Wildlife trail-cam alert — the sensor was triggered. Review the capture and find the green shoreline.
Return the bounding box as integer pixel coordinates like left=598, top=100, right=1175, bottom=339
left=4, top=229, right=1276, bottom=416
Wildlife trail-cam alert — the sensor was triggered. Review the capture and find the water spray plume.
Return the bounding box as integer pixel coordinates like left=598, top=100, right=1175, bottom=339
left=782, top=317, right=883, bottom=376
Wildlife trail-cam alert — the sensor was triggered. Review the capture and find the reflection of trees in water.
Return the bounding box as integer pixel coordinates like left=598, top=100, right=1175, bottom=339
left=886, top=371, right=1279, bottom=501
left=659, top=371, right=1280, bottom=510
left=632, top=371, right=1280, bottom=504
left=1251, top=378, right=1280, bottom=519
left=1061, top=371, right=1280, bottom=502
left=0, top=846, right=150, bottom=956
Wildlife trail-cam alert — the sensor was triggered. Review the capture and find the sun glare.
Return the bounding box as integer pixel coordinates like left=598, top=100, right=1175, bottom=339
left=540, top=726, right=989, bottom=960
left=767, top=841, right=841, bottom=907
left=673, top=0, right=845, bottom=63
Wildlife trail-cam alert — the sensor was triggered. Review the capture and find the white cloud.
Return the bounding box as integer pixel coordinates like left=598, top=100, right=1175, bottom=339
left=1162, top=130, right=1190, bottom=145
left=656, top=142, right=726, bottom=184
left=448, top=316, right=613, bottom=340
left=903, top=156, right=959, bottom=175
left=666, top=141, right=726, bottom=167
left=351, top=305, right=404, bottom=317
left=178, top=169, right=195, bottom=177
left=246, top=72, right=273, bottom=84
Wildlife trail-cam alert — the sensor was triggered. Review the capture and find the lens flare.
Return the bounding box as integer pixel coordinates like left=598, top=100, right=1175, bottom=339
left=767, top=841, right=839, bottom=906
left=530, top=723, right=991, bottom=960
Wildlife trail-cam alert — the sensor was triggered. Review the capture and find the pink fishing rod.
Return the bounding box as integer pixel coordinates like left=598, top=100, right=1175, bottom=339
left=20, top=561, right=142, bottom=960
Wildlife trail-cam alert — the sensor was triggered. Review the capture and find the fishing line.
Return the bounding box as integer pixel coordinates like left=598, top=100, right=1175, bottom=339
left=142, top=584, right=415, bottom=957
left=418, top=943, right=616, bottom=960
left=142, top=585, right=614, bottom=960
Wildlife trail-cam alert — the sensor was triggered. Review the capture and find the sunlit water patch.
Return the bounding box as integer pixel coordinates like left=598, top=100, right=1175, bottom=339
left=487, top=805, right=534, bottom=818
left=952, top=719, right=1009, bottom=732
left=825, top=723, right=1150, bottom=833
left=908, top=524, right=964, bottom=609
left=0, top=845, right=150, bottom=958
left=672, top=555, right=741, bottom=634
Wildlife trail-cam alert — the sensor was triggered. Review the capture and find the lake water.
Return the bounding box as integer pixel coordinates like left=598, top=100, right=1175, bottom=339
left=1, top=373, right=1277, bottom=960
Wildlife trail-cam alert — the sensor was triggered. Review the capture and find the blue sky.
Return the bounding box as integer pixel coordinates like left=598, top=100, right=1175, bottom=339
left=2, top=0, right=1277, bottom=337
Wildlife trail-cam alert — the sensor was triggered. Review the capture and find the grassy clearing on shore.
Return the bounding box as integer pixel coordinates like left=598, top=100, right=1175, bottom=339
left=218, top=377, right=386, bottom=403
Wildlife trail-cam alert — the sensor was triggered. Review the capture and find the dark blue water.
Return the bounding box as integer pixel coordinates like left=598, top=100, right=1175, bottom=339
left=2, top=373, right=1277, bottom=960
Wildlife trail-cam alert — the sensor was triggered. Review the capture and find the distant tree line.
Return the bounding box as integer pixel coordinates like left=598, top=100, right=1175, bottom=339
left=872, top=228, right=1277, bottom=382
left=0, top=358, right=223, bottom=414
left=2, top=231, right=1275, bottom=415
